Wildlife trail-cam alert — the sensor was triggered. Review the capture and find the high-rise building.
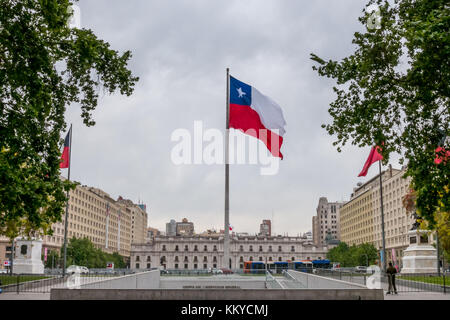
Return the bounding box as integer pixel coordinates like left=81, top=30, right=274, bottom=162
left=117, top=197, right=148, bottom=244
left=312, top=197, right=346, bottom=245
left=166, top=220, right=177, bottom=236
left=176, top=218, right=194, bottom=236
left=0, top=180, right=148, bottom=269
left=259, top=220, right=272, bottom=237
left=340, top=166, right=425, bottom=265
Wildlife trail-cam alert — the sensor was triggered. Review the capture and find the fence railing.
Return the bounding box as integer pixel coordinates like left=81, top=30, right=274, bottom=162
left=314, top=269, right=448, bottom=294
left=0, top=273, right=127, bottom=294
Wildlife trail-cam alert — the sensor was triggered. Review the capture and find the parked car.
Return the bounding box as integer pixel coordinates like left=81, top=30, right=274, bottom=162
left=354, top=266, right=367, bottom=273
left=209, top=268, right=223, bottom=274
left=220, top=268, right=233, bottom=274
left=66, top=265, right=89, bottom=274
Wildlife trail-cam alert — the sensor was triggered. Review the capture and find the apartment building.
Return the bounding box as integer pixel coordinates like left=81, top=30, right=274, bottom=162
left=312, top=197, right=346, bottom=245
left=340, top=166, right=418, bottom=265
left=0, top=180, right=148, bottom=269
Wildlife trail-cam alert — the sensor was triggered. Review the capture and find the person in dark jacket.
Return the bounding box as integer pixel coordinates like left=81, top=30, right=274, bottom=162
left=386, top=262, right=398, bottom=294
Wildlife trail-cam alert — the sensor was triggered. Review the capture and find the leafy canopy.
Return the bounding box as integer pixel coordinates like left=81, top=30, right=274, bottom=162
left=0, top=0, right=138, bottom=238
left=311, top=0, right=449, bottom=228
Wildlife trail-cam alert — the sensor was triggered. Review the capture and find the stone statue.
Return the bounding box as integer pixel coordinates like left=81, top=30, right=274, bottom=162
left=410, top=211, right=421, bottom=231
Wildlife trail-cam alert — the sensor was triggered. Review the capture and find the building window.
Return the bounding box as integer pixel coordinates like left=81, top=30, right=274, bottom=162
left=184, top=256, right=188, bottom=262
left=213, top=264, right=217, bottom=268
left=213, top=245, right=217, bottom=251
left=278, top=257, right=282, bottom=262
left=291, top=246, right=295, bottom=252
left=249, top=256, right=253, bottom=261
left=268, top=246, right=272, bottom=252
left=175, top=264, right=178, bottom=269
left=184, top=264, right=188, bottom=269
left=184, top=245, right=189, bottom=251
left=194, top=245, right=198, bottom=251
left=147, top=263, right=151, bottom=269
left=204, top=245, right=208, bottom=252
left=175, top=245, right=179, bottom=251
left=239, top=245, right=243, bottom=252
left=278, top=246, right=282, bottom=252
left=162, top=245, right=166, bottom=251
left=136, top=263, right=140, bottom=269
left=136, top=256, right=140, bottom=262
left=194, top=256, right=198, bottom=262
left=249, top=245, right=253, bottom=252
left=203, top=256, right=208, bottom=262
left=203, top=264, right=207, bottom=269
left=239, top=256, right=244, bottom=262
left=147, top=256, right=151, bottom=262
left=259, top=246, right=263, bottom=252
left=213, top=256, right=217, bottom=262
left=239, top=264, right=244, bottom=269
left=194, top=264, right=198, bottom=269
left=175, top=256, right=179, bottom=262
left=259, top=257, right=263, bottom=261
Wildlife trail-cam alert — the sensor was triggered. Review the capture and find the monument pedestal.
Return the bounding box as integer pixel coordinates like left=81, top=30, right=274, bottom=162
left=13, top=238, right=44, bottom=274
left=401, top=230, right=437, bottom=274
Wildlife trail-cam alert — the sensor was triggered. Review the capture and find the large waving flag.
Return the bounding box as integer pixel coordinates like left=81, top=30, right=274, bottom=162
left=358, top=146, right=383, bottom=177
left=229, top=76, right=286, bottom=159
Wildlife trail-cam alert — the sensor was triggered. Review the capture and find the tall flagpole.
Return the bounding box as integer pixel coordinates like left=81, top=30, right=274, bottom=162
left=62, top=123, right=73, bottom=277
left=378, top=160, right=387, bottom=273
left=224, top=68, right=230, bottom=269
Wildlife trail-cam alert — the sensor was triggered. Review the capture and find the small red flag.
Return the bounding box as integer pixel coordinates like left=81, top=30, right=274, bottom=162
left=358, top=146, right=383, bottom=177
left=60, top=129, right=70, bottom=168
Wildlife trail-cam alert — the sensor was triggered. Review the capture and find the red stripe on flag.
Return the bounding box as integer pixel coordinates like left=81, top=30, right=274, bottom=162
left=229, top=104, right=283, bottom=159
left=60, top=146, right=70, bottom=168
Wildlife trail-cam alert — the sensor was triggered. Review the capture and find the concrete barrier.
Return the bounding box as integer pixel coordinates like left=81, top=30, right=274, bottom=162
left=79, top=270, right=160, bottom=289
left=50, top=288, right=384, bottom=300
left=287, top=270, right=368, bottom=289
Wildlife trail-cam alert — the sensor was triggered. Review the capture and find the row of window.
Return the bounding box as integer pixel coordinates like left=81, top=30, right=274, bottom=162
left=160, top=244, right=302, bottom=252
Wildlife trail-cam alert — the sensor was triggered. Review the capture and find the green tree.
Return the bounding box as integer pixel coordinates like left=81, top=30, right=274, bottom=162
left=0, top=1, right=138, bottom=239
left=42, top=249, right=60, bottom=268
left=310, top=0, right=449, bottom=230
left=327, top=242, right=379, bottom=267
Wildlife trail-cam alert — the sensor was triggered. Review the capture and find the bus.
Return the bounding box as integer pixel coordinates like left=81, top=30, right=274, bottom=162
left=312, top=259, right=331, bottom=270
left=243, top=261, right=265, bottom=274
left=274, top=261, right=288, bottom=274
left=292, top=260, right=313, bottom=273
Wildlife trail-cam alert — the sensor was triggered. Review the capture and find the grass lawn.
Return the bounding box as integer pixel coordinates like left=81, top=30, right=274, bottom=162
left=0, top=275, right=50, bottom=286
left=397, top=275, right=447, bottom=286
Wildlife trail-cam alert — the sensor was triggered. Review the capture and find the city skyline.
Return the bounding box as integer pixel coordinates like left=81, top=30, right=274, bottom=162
left=62, top=0, right=405, bottom=237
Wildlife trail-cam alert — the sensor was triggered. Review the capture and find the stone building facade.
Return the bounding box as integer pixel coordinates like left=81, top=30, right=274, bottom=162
left=0, top=180, right=148, bottom=269
left=340, top=166, right=423, bottom=266
left=313, top=197, right=346, bottom=245
left=131, top=235, right=330, bottom=270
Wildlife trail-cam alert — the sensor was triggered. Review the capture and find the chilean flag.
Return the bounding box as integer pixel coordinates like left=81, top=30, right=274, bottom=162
left=60, top=128, right=71, bottom=168
left=229, top=76, right=286, bottom=159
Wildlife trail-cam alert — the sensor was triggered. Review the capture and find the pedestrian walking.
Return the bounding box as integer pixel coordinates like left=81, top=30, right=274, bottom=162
left=386, top=262, right=398, bottom=294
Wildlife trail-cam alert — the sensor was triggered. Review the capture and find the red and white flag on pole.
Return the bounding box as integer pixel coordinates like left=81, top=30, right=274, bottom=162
left=358, top=146, right=383, bottom=177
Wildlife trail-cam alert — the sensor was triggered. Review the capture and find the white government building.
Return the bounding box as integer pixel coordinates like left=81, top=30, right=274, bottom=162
left=131, top=234, right=331, bottom=270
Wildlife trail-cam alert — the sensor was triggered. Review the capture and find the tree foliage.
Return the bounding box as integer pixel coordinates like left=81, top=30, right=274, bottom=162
left=311, top=0, right=449, bottom=229
left=0, top=0, right=138, bottom=238
left=326, top=242, right=379, bottom=267
left=63, top=237, right=126, bottom=269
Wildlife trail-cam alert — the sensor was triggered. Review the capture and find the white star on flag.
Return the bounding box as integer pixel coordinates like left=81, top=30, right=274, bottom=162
left=237, top=87, right=246, bottom=98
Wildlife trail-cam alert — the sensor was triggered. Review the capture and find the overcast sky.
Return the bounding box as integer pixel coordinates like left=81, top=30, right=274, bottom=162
left=64, top=0, right=402, bottom=236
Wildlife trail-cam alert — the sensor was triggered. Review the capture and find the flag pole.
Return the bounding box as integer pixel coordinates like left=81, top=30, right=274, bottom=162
left=224, top=68, right=230, bottom=269
left=378, top=160, right=387, bottom=273
left=62, top=124, right=72, bottom=277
